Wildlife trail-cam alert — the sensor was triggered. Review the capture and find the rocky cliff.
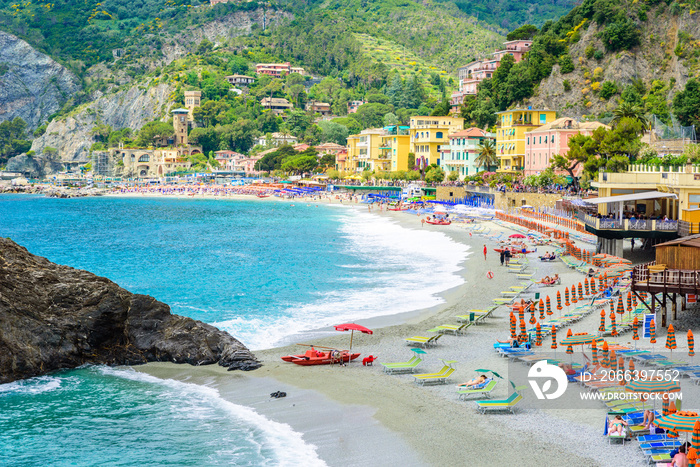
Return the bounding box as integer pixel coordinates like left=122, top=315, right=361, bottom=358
left=28, top=81, right=174, bottom=165
left=529, top=9, right=700, bottom=118
left=0, top=31, right=81, bottom=130
left=0, top=238, right=261, bottom=384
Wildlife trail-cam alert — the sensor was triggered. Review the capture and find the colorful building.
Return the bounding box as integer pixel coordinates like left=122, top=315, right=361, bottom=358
left=380, top=127, right=411, bottom=172
left=255, top=63, right=305, bottom=78
left=347, top=100, right=366, bottom=114
left=524, top=118, right=608, bottom=175
left=346, top=128, right=389, bottom=173
left=441, top=128, right=495, bottom=179
left=409, top=116, right=464, bottom=167
left=496, top=108, right=556, bottom=173
left=260, top=97, right=293, bottom=115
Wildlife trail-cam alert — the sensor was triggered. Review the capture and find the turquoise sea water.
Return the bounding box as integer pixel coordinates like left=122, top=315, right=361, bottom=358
left=0, top=195, right=468, bottom=464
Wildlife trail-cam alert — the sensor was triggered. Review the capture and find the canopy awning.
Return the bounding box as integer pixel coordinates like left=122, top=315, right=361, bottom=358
left=584, top=191, right=677, bottom=205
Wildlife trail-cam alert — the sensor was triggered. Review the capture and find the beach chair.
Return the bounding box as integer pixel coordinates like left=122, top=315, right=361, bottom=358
left=381, top=356, right=422, bottom=374
left=431, top=322, right=472, bottom=335
left=412, top=361, right=457, bottom=386
left=474, top=390, right=523, bottom=414
left=404, top=334, right=442, bottom=348
left=457, top=379, right=498, bottom=400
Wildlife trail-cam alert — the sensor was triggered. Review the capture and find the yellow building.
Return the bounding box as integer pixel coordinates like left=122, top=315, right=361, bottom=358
left=496, top=108, right=556, bottom=172
left=382, top=133, right=411, bottom=172
left=346, top=128, right=390, bottom=173
left=409, top=116, right=464, bottom=166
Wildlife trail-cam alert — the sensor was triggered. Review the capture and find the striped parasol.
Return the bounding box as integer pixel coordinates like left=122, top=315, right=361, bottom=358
left=519, top=319, right=528, bottom=343
left=535, top=323, right=542, bottom=346
left=632, top=317, right=640, bottom=341
left=551, top=326, right=557, bottom=350
left=627, top=378, right=681, bottom=395
left=578, top=282, right=584, bottom=299
left=662, top=393, right=671, bottom=416
left=650, top=319, right=657, bottom=344
left=560, top=332, right=603, bottom=346
left=591, top=339, right=598, bottom=364
left=653, top=411, right=700, bottom=432
left=666, top=324, right=677, bottom=353
left=616, top=295, right=625, bottom=316
left=628, top=359, right=635, bottom=373
left=556, top=291, right=562, bottom=311
left=610, top=311, right=618, bottom=337
left=689, top=329, right=695, bottom=357
left=510, top=312, right=516, bottom=339
left=618, top=357, right=626, bottom=385
left=690, top=448, right=698, bottom=467
left=609, top=350, right=617, bottom=371
left=546, top=296, right=552, bottom=316
left=599, top=309, right=606, bottom=332
left=610, top=299, right=615, bottom=318
left=518, top=305, right=525, bottom=325
left=584, top=277, right=590, bottom=296
left=538, top=299, right=545, bottom=321
left=627, top=291, right=633, bottom=313
left=529, top=305, right=537, bottom=325
left=601, top=341, right=609, bottom=368
left=571, top=284, right=578, bottom=304
left=598, top=275, right=605, bottom=292
left=633, top=293, right=638, bottom=308
left=565, top=329, right=574, bottom=354
left=564, top=287, right=570, bottom=307
left=693, top=419, right=700, bottom=455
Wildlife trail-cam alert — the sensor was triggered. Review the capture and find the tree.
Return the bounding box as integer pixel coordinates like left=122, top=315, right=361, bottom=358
left=282, top=154, right=319, bottom=174
left=386, top=74, right=403, bottom=108
left=0, top=117, right=31, bottom=163
left=425, top=166, right=445, bottom=183
left=353, top=103, right=391, bottom=129
left=218, top=119, right=256, bottom=153
left=318, top=121, right=349, bottom=145
left=319, top=153, right=336, bottom=169
left=189, top=127, right=220, bottom=154
left=474, top=139, right=498, bottom=171
left=383, top=113, right=399, bottom=127
left=135, top=121, right=174, bottom=147
left=430, top=99, right=451, bottom=116
left=447, top=170, right=459, bottom=181
left=600, top=17, right=640, bottom=52
left=407, top=153, right=416, bottom=170
left=611, top=101, right=648, bottom=131
left=255, top=145, right=297, bottom=171
left=507, top=24, right=538, bottom=41
left=673, top=78, right=700, bottom=128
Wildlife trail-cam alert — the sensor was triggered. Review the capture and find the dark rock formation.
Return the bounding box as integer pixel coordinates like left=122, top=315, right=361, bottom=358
left=0, top=239, right=261, bottom=384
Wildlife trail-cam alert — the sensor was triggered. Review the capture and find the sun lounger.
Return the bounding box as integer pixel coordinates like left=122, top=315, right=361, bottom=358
left=413, top=362, right=456, bottom=386
left=474, top=392, right=523, bottom=414
left=382, top=356, right=423, bottom=374
left=404, top=334, right=442, bottom=348
left=640, top=441, right=681, bottom=450
left=432, top=322, right=472, bottom=335
left=457, top=379, right=498, bottom=400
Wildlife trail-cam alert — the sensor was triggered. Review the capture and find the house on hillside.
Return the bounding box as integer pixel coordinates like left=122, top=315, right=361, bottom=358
left=260, top=97, right=293, bottom=115
left=255, top=132, right=298, bottom=148
left=225, top=74, right=255, bottom=86
left=306, top=101, right=332, bottom=116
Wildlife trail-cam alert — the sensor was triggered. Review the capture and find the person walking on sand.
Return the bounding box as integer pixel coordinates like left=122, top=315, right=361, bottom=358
left=500, top=250, right=505, bottom=266
left=483, top=245, right=487, bottom=260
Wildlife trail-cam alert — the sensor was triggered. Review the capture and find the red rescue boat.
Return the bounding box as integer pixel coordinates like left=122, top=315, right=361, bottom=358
left=281, top=347, right=361, bottom=366
left=426, top=219, right=451, bottom=225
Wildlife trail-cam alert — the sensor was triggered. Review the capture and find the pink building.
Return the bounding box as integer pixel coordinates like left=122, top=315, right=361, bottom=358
left=450, top=40, right=532, bottom=113
left=524, top=118, right=608, bottom=176
left=255, top=62, right=304, bottom=78
left=214, top=150, right=246, bottom=171
left=347, top=100, right=365, bottom=114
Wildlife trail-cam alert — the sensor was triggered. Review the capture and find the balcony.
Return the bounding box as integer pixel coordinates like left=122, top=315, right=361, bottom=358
left=577, top=213, right=681, bottom=239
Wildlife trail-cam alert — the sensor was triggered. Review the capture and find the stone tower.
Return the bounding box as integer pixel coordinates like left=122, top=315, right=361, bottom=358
left=172, top=109, right=189, bottom=146
left=184, top=90, right=201, bottom=121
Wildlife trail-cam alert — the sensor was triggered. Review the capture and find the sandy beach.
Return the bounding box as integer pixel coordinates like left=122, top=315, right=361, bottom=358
left=123, top=195, right=696, bottom=467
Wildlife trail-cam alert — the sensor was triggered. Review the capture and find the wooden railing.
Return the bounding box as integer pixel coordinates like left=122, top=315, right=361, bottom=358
left=579, top=214, right=678, bottom=232
left=633, top=262, right=700, bottom=292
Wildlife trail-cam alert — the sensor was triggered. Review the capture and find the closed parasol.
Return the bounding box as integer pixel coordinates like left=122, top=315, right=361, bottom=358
left=551, top=326, right=557, bottom=350
left=565, top=287, right=570, bottom=307
left=556, top=291, right=562, bottom=311
left=510, top=312, right=517, bottom=339
left=690, top=330, right=695, bottom=357
left=599, top=309, right=606, bottom=333
left=546, top=296, right=552, bottom=316
left=667, top=324, right=677, bottom=355
left=650, top=319, right=657, bottom=344
left=535, top=323, right=542, bottom=347
left=591, top=340, right=598, bottom=364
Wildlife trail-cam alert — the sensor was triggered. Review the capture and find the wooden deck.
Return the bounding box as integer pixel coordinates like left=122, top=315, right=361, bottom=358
left=632, top=262, right=700, bottom=295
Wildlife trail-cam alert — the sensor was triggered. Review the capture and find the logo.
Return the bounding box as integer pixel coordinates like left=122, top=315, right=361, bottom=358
left=528, top=360, right=568, bottom=400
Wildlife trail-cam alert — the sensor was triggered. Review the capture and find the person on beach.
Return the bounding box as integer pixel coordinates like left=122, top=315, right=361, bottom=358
left=457, top=375, right=487, bottom=388
left=500, top=250, right=505, bottom=266
left=672, top=445, right=688, bottom=467
left=483, top=244, right=487, bottom=260
left=608, top=415, right=627, bottom=436
left=642, top=410, right=655, bottom=429
left=504, top=249, right=511, bottom=266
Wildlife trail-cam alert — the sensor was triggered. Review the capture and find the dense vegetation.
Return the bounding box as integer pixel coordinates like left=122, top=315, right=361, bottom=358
left=0, top=118, right=31, bottom=165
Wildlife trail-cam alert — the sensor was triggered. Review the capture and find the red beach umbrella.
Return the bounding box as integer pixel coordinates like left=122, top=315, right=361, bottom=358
left=601, top=341, right=609, bottom=368
left=334, top=323, right=373, bottom=350
left=518, top=305, right=525, bottom=324
left=556, top=291, right=562, bottom=311
left=616, top=295, right=625, bottom=316
left=519, top=319, right=528, bottom=343
left=584, top=278, right=590, bottom=296
left=546, top=296, right=552, bottom=316
left=565, top=329, right=574, bottom=354
left=633, top=317, right=640, bottom=341
left=627, top=291, right=633, bottom=313
left=530, top=306, right=537, bottom=325
left=598, top=275, right=605, bottom=292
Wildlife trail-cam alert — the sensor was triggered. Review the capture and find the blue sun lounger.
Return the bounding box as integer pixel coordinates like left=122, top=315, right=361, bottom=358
left=474, top=392, right=522, bottom=414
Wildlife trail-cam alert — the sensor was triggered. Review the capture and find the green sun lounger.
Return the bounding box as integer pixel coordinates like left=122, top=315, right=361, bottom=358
left=382, top=356, right=422, bottom=374
left=474, top=392, right=523, bottom=414
left=413, top=362, right=456, bottom=386
left=433, top=322, right=472, bottom=335
left=404, top=334, right=442, bottom=348
left=457, top=379, right=498, bottom=400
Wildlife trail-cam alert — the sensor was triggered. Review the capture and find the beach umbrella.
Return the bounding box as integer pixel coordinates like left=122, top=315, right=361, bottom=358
left=616, top=295, right=625, bottom=316
left=598, top=275, right=605, bottom=292
left=599, top=309, right=606, bottom=332
left=591, top=340, right=598, bottom=364
left=662, top=394, right=671, bottom=416
left=509, top=233, right=526, bottom=239
left=618, top=357, right=626, bottom=385
left=601, top=341, right=609, bottom=368
left=609, top=350, right=617, bottom=371
left=565, top=329, right=574, bottom=354
left=633, top=317, right=640, bottom=342
left=666, top=324, right=677, bottom=354
left=584, top=278, right=590, bottom=296
left=565, top=287, right=570, bottom=307
left=556, top=291, right=562, bottom=311
left=334, top=323, right=373, bottom=350
left=627, top=378, right=681, bottom=395
left=551, top=326, right=557, bottom=350
left=578, top=282, right=584, bottom=299
left=560, top=332, right=603, bottom=346
left=510, top=312, right=517, bottom=339
left=633, top=293, right=638, bottom=308
left=654, top=412, right=700, bottom=433
left=535, top=323, right=542, bottom=346
left=529, top=303, right=537, bottom=324
left=650, top=319, right=657, bottom=344
left=689, top=330, right=695, bottom=357
left=627, top=291, right=633, bottom=314
left=693, top=419, right=700, bottom=454
left=610, top=312, right=618, bottom=337
left=690, top=448, right=698, bottom=467
left=571, top=285, right=578, bottom=304
left=546, top=296, right=552, bottom=316
left=519, top=319, right=528, bottom=343
left=538, top=299, right=545, bottom=321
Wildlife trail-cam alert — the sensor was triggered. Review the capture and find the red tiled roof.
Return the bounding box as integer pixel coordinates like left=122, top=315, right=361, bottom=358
left=449, top=127, right=486, bottom=138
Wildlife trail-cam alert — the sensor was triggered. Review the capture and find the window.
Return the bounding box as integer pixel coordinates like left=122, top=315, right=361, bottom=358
left=539, top=136, right=541, bottom=144
left=138, top=154, right=150, bottom=162
left=544, top=136, right=547, bottom=144
left=690, top=194, right=700, bottom=210
left=436, top=131, right=443, bottom=139
left=527, top=137, right=530, bottom=144
left=540, top=114, right=547, bottom=124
